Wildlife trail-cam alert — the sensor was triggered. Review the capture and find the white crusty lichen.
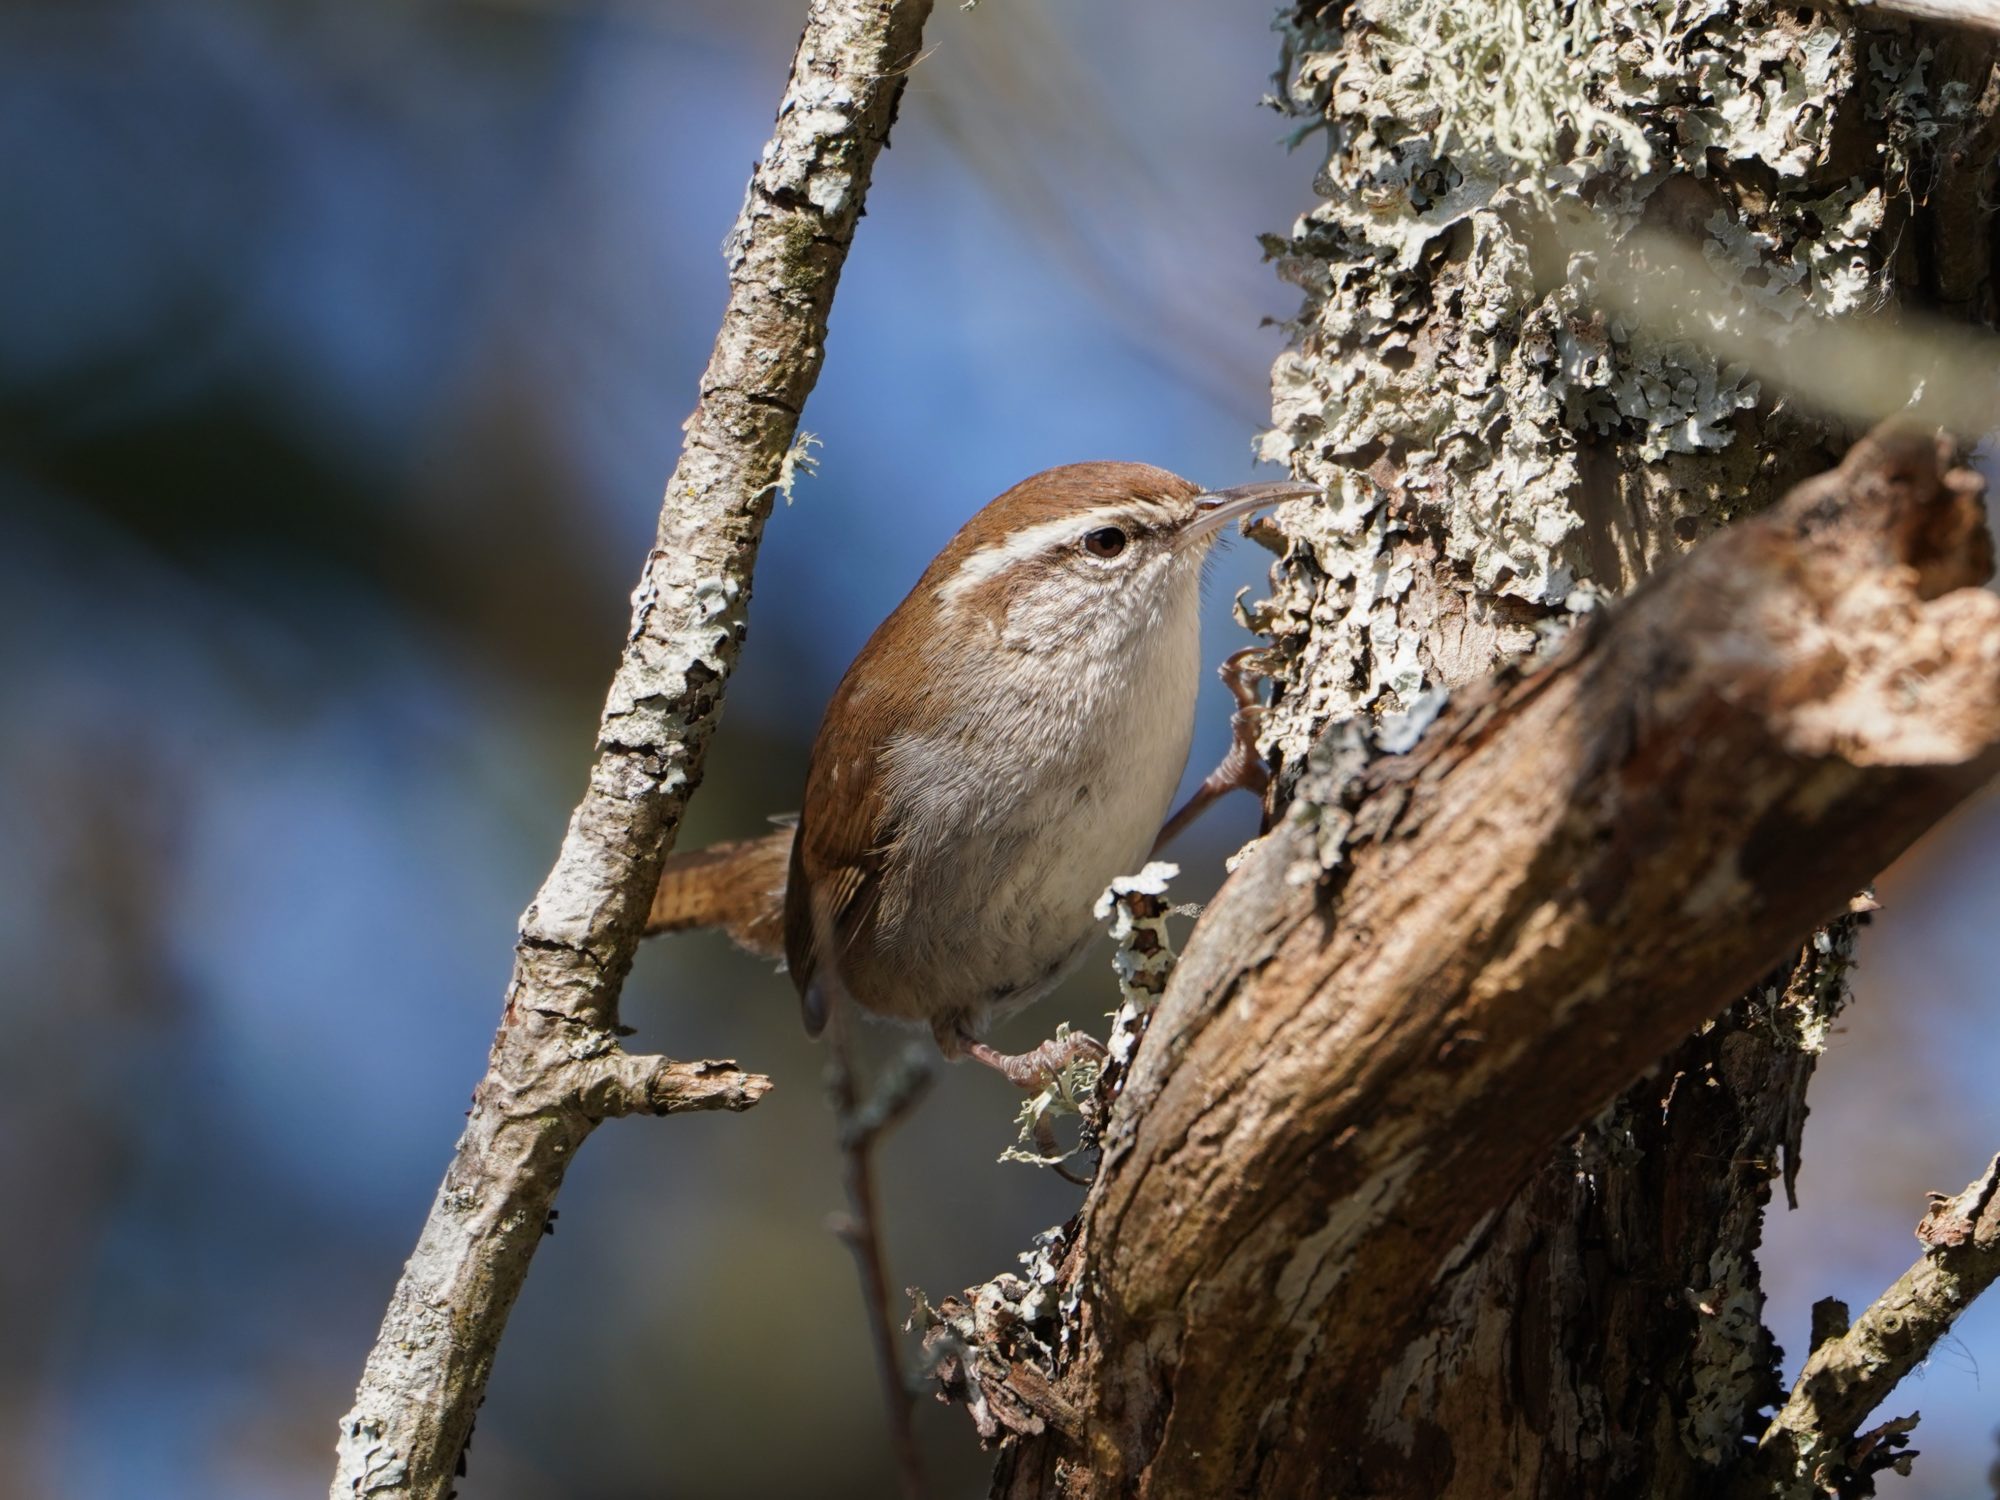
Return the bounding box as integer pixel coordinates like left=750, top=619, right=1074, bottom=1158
left=1093, top=860, right=1182, bottom=1024
left=998, top=864, right=1186, bottom=1172
left=762, top=429, right=822, bottom=504
left=1369, top=0, right=1654, bottom=187
left=1255, top=0, right=1921, bottom=770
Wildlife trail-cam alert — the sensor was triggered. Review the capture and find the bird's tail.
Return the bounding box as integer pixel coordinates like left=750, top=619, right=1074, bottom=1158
left=645, top=826, right=793, bottom=961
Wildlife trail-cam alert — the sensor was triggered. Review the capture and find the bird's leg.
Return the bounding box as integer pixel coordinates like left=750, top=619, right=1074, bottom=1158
left=956, top=1027, right=1109, bottom=1090
left=1154, top=646, right=1273, bottom=855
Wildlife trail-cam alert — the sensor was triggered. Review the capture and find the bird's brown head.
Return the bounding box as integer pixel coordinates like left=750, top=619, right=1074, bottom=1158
left=916, top=462, right=1315, bottom=654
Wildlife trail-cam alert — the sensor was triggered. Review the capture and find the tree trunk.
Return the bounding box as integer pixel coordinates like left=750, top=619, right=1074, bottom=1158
left=933, top=3, right=2000, bottom=1496
left=1246, top=6, right=1999, bottom=1491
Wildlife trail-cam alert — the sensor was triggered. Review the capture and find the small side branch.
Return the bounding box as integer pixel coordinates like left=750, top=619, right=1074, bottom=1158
left=581, top=1051, right=775, bottom=1119
left=1748, top=1155, right=2000, bottom=1497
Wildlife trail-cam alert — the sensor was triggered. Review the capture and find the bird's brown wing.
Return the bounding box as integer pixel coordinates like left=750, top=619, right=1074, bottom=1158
left=784, top=762, right=897, bottom=1037
left=783, top=643, right=916, bottom=1036
left=780, top=548, right=959, bottom=1034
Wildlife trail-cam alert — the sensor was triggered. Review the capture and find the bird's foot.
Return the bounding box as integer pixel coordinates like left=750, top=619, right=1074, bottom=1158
left=960, top=1028, right=1109, bottom=1091
left=1154, top=646, right=1273, bottom=854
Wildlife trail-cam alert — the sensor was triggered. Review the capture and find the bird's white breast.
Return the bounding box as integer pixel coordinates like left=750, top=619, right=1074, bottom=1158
left=869, top=564, right=1205, bottom=1031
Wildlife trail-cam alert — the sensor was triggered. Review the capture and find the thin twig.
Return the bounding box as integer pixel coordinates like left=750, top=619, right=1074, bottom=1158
left=328, top=3, right=934, bottom=1496
left=826, top=1024, right=935, bottom=1500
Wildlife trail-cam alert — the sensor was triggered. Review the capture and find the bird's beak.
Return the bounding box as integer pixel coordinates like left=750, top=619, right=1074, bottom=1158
left=1181, top=479, right=1321, bottom=543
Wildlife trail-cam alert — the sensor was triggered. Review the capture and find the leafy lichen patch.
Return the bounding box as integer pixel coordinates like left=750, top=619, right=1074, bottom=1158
left=1255, top=0, right=1914, bottom=769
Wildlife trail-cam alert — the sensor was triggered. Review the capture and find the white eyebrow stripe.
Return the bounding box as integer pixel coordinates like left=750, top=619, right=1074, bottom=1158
left=936, top=504, right=1140, bottom=608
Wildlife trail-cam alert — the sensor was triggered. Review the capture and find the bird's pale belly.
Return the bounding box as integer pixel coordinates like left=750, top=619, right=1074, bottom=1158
left=844, top=581, right=1204, bottom=1041
left=860, top=719, right=1192, bottom=1039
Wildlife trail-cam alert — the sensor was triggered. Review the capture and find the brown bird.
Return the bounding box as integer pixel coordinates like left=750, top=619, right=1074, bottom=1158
left=649, top=463, right=1314, bottom=1083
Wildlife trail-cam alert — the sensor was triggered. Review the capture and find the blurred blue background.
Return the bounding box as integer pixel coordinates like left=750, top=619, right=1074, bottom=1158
left=2, top=2, right=1996, bottom=1496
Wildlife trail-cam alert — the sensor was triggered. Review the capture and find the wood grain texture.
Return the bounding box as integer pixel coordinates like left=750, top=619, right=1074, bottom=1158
left=993, top=427, right=2000, bottom=1498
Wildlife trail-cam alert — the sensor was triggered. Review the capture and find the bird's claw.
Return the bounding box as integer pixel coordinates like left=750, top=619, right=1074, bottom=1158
left=963, top=1029, right=1108, bottom=1090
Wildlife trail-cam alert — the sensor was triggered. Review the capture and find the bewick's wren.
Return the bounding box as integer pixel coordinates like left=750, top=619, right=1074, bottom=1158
left=651, top=463, right=1315, bottom=1083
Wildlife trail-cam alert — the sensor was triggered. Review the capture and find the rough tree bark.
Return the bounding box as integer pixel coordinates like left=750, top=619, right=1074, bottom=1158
left=926, top=3, right=2000, bottom=1497
left=329, top=3, right=931, bottom=1496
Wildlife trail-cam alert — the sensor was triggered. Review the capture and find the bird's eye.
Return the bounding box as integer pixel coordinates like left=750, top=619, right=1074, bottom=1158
left=1082, top=527, right=1128, bottom=559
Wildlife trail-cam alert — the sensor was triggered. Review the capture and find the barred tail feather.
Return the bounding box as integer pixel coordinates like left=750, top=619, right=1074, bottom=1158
left=646, top=827, right=794, bottom=961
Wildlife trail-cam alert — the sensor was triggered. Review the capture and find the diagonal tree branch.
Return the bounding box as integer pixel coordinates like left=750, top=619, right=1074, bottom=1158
left=1746, top=1153, right=2000, bottom=1498
left=986, top=425, right=2000, bottom=1498
left=330, top=3, right=934, bottom=1496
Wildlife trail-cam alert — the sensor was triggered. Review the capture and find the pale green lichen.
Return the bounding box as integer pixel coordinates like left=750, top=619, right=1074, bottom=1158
left=1683, top=15, right=1850, bottom=176
left=997, top=1023, right=1100, bottom=1170
left=1273, top=684, right=1448, bottom=886
left=1257, top=0, right=1913, bottom=768
left=997, top=865, right=1186, bottom=1171
left=1369, top=0, right=1654, bottom=188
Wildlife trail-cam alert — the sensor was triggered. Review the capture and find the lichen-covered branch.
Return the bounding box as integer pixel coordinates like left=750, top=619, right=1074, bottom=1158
left=329, top=3, right=932, bottom=1496
left=986, top=428, right=2000, bottom=1498
left=1746, top=1154, right=2000, bottom=1497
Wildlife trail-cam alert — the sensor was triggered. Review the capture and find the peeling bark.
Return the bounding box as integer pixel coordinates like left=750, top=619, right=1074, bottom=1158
left=328, top=3, right=932, bottom=1496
